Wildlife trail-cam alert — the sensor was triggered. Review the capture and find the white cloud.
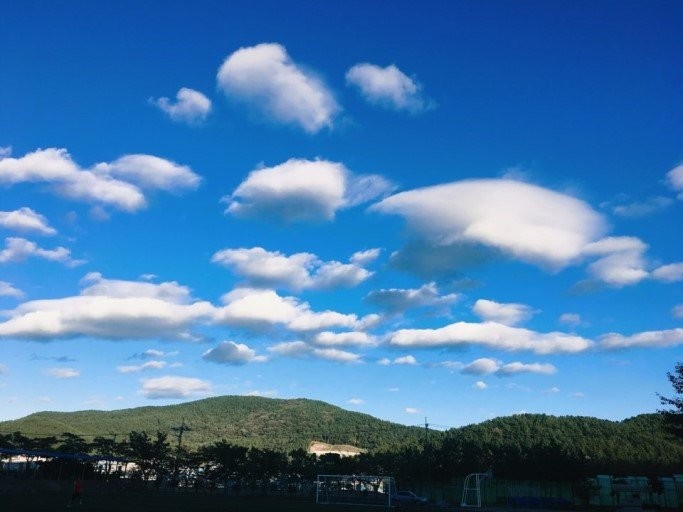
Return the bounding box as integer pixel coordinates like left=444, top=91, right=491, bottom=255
left=140, top=376, right=212, bottom=399
left=117, top=361, right=166, bottom=373
left=202, top=341, right=267, bottom=365
left=473, top=299, right=535, bottom=326
left=0, top=146, right=11, bottom=157
left=0, top=237, right=83, bottom=266
left=543, top=386, right=561, bottom=394
left=217, top=42, right=339, bottom=133
left=216, top=287, right=374, bottom=333
left=311, top=347, right=362, bottom=363
left=348, top=398, right=364, bottom=405
left=245, top=389, right=278, bottom=398
left=0, top=148, right=199, bottom=212
left=377, top=358, right=391, bottom=366
left=151, top=87, right=212, bottom=124
left=394, top=355, right=418, bottom=365
left=0, top=207, right=56, bottom=235
left=652, top=263, right=683, bottom=283
left=474, top=381, right=487, bottom=390
left=366, top=282, right=459, bottom=314
left=599, top=328, right=683, bottom=349
left=0, top=281, right=24, bottom=299
left=559, top=313, right=581, bottom=326
left=0, top=363, right=9, bottom=375
left=609, top=196, right=673, bottom=218
left=96, top=154, right=201, bottom=192
left=47, top=368, right=79, bottom=379
left=405, top=407, right=419, bottom=414
left=373, top=179, right=606, bottom=270
left=211, top=246, right=375, bottom=290
left=351, top=249, right=381, bottom=266
left=346, top=63, right=432, bottom=113
left=0, top=274, right=215, bottom=341
left=462, top=358, right=500, bottom=375
left=313, top=331, right=377, bottom=346
left=673, top=304, right=683, bottom=319
left=496, top=362, right=557, bottom=376
left=388, top=321, right=592, bottom=354
left=267, top=340, right=361, bottom=363
left=667, top=164, right=683, bottom=198
left=224, top=158, right=393, bottom=223
left=268, top=341, right=310, bottom=358
left=584, top=236, right=649, bottom=286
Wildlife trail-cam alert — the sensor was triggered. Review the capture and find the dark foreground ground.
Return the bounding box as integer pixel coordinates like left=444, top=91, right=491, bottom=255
left=0, top=491, right=446, bottom=512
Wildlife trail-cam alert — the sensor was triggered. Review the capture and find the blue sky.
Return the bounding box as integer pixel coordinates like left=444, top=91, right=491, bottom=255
left=1, top=0, right=682, bottom=430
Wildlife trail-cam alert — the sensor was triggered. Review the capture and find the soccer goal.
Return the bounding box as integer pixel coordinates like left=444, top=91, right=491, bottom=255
left=316, top=474, right=396, bottom=508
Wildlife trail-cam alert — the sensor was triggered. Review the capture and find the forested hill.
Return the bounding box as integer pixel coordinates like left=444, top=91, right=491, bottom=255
left=1, top=395, right=680, bottom=474
left=0, top=396, right=425, bottom=452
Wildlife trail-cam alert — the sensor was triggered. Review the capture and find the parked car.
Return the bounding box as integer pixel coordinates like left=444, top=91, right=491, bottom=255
left=393, top=490, right=428, bottom=506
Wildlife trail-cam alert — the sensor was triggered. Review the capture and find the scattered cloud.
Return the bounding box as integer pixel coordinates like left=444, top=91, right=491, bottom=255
left=117, top=361, right=166, bottom=373
left=245, top=389, right=278, bottom=398
left=346, top=63, right=433, bottom=113
left=212, top=246, right=376, bottom=290
left=217, top=42, right=339, bottom=133
left=0, top=237, right=83, bottom=266
left=365, top=281, right=459, bottom=315
left=394, top=355, right=418, bottom=365
left=47, top=368, right=79, bottom=379
left=599, top=328, right=683, bottom=349
left=0, top=363, right=8, bottom=375
left=150, top=87, right=212, bottom=124
left=140, top=375, right=212, bottom=399
left=607, top=195, right=673, bottom=218
left=0, top=148, right=200, bottom=212
left=224, top=158, right=393, bottom=223
left=0, top=207, right=56, bottom=235
left=372, top=179, right=606, bottom=270
left=348, top=398, right=364, bottom=405
left=462, top=358, right=499, bottom=375
left=473, top=299, right=535, bottom=326
left=651, top=263, right=683, bottom=283
left=543, top=386, right=561, bottom=394
left=0, top=281, right=23, bottom=298
left=388, top=321, right=592, bottom=354
left=202, top=341, right=267, bottom=365
left=474, top=381, right=487, bottom=390
left=673, top=304, right=683, bottom=319
left=313, top=331, right=377, bottom=347
left=460, top=357, right=556, bottom=376
left=267, top=340, right=361, bottom=363
left=667, top=164, right=683, bottom=199
left=0, top=273, right=215, bottom=341
left=405, top=407, right=419, bottom=414
left=559, top=313, right=581, bottom=326
left=0, top=146, right=11, bottom=157
left=583, top=237, right=649, bottom=286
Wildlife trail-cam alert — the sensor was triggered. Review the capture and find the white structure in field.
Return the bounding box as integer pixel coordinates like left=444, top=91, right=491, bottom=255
left=461, top=470, right=493, bottom=507
left=316, top=474, right=396, bottom=508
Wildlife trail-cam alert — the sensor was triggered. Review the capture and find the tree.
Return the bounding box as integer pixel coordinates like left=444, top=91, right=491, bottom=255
left=658, top=362, right=683, bottom=438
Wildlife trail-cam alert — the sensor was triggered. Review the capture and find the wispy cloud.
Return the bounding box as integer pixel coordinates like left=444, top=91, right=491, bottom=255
left=140, top=376, right=212, bottom=399
left=0, top=237, right=84, bottom=267
left=0, top=207, right=56, bottom=235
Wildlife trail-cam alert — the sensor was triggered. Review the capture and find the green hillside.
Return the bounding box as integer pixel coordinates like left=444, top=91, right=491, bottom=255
left=0, top=395, right=425, bottom=452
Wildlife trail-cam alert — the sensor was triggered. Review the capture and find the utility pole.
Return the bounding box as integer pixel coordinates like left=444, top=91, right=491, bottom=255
left=171, top=419, right=192, bottom=486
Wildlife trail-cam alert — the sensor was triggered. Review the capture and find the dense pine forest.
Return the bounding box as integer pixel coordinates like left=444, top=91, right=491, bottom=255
left=1, top=396, right=681, bottom=484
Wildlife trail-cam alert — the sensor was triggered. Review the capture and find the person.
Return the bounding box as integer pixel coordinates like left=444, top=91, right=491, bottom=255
left=67, top=478, right=83, bottom=507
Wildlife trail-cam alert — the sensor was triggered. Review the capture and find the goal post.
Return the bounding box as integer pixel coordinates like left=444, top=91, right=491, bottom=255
left=316, top=474, right=396, bottom=508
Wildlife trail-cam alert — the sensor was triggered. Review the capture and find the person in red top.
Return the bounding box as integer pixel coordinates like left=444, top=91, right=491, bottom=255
left=68, top=478, right=83, bottom=507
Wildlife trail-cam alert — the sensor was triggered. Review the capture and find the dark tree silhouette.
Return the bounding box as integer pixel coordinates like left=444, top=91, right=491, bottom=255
left=658, top=362, right=683, bottom=438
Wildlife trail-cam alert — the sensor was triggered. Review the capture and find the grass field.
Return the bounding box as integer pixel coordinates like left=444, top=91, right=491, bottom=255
left=0, top=491, right=396, bottom=512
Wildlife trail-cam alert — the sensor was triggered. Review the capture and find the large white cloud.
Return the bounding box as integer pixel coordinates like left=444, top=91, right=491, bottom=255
left=140, top=376, right=212, bottom=399
left=217, top=43, right=340, bottom=133
left=373, top=179, right=607, bottom=269
left=225, top=158, right=393, bottom=223
left=583, top=237, right=649, bottom=286
left=0, top=274, right=214, bottom=341
left=599, top=328, right=683, bottom=349
left=0, top=148, right=200, bottom=212
left=0, top=237, right=82, bottom=266
left=212, top=246, right=376, bottom=290
left=0, top=207, right=56, bottom=235
left=667, top=164, right=683, bottom=199
left=346, top=63, right=432, bottom=113
left=150, top=87, right=212, bottom=124
left=202, top=341, right=267, bottom=365
left=473, top=299, right=535, bottom=326
left=387, top=321, right=592, bottom=354
left=365, top=282, right=459, bottom=314
left=215, top=287, right=376, bottom=333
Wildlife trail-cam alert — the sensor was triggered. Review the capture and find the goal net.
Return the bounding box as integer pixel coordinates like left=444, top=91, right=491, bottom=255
left=316, top=474, right=396, bottom=508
